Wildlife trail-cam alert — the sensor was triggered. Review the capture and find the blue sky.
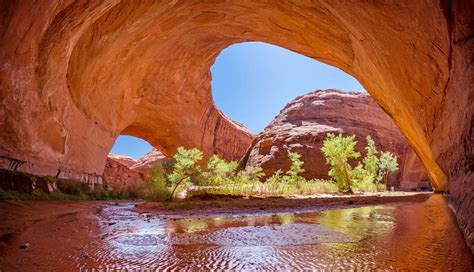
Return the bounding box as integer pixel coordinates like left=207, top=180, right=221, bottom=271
left=111, top=42, right=365, bottom=159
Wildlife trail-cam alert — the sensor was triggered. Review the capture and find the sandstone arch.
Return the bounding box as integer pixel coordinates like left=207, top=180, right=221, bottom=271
left=0, top=1, right=472, bottom=250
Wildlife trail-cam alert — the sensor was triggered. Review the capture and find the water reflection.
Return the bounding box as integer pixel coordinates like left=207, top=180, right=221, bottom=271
left=78, top=194, right=472, bottom=270
left=315, top=205, right=396, bottom=239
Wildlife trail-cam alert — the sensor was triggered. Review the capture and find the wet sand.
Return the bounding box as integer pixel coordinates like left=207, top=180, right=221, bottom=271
left=136, top=191, right=435, bottom=217
left=0, top=193, right=472, bottom=271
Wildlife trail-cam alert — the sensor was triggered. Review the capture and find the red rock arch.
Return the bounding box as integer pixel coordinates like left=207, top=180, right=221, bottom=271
left=0, top=1, right=472, bottom=250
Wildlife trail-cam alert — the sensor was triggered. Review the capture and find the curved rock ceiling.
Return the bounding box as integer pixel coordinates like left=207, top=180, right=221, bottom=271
left=0, top=0, right=472, bottom=250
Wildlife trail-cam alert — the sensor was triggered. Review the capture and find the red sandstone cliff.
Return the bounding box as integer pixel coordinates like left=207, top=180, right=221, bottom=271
left=241, top=90, right=430, bottom=189
left=103, top=149, right=167, bottom=191
left=0, top=1, right=471, bottom=251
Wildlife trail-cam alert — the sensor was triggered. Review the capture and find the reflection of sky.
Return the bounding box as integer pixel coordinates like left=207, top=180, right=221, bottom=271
left=88, top=196, right=471, bottom=270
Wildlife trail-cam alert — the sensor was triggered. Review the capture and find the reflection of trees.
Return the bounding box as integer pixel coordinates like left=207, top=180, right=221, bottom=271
left=316, top=206, right=396, bottom=239
left=166, top=214, right=290, bottom=234
left=277, top=213, right=294, bottom=225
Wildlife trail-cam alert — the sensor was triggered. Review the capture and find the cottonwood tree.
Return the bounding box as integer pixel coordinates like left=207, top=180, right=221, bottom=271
left=363, top=135, right=379, bottom=181
left=168, top=147, right=203, bottom=200
left=321, top=133, right=360, bottom=192
left=377, top=151, right=399, bottom=186
left=203, top=155, right=238, bottom=186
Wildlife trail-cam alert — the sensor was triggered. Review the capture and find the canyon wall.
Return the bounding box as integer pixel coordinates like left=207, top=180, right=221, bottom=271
left=241, top=90, right=429, bottom=190
left=104, top=149, right=167, bottom=191
left=0, top=1, right=471, bottom=250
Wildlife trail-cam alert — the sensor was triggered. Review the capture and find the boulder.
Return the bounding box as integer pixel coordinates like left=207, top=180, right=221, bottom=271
left=241, top=90, right=429, bottom=189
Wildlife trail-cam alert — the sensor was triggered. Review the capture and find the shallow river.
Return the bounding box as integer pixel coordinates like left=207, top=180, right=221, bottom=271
left=75, top=194, right=472, bottom=270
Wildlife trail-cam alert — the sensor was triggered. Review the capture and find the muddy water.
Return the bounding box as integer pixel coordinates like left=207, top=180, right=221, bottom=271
left=75, top=194, right=472, bottom=270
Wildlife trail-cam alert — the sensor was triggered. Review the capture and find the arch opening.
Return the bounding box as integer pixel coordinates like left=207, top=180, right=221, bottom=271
left=105, top=135, right=169, bottom=194
left=210, top=41, right=432, bottom=191
left=57, top=1, right=450, bottom=192
left=0, top=0, right=472, bottom=256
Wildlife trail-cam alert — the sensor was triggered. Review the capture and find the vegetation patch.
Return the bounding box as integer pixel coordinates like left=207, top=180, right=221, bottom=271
left=0, top=134, right=399, bottom=202
left=141, top=133, right=399, bottom=202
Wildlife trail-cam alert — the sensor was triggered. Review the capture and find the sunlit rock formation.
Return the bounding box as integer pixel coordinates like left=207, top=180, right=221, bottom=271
left=0, top=1, right=471, bottom=251
left=103, top=149, right=167, bottom=191
left=241, top=90, right=430, bottom=190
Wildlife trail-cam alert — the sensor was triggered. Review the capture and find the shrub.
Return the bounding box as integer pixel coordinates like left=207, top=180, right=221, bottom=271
left=286, top=151, right=305, bottom=183
left=201, top=155, right=238, bottom=186
left=362, top=135, right=379, bottom=181
left=146, top=162, right=171, bottom=200
left=56, top=179, right=89, bottom=196
left=321, top=133, right=360, bottom=192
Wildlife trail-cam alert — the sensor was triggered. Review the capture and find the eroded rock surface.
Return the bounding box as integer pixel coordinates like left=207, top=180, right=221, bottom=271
left=104, top=149, right=167, bottom=191
left=241, top=90, right=429, bottom=189
left=0, top=1, right=471, bottom=251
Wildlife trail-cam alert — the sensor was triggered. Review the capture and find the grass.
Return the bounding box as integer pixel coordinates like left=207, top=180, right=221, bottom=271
left=0, top=176, right=137, bottom=201
left=352, top=179, right=387, bottom=193
left=0, top=188, right=88, bottom=200
left=187, top=179, right=340, bottom=198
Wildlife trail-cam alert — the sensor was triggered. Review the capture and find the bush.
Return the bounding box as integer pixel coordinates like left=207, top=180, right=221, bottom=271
left=201, top=155, right=238, bottom=186
left=146, top=162, right=171, bottom=200
left=321, top=133, right=360, bottom=192
left=286, top=151, right=305, bottom=182
left=57, top=179, right=89, bottom=196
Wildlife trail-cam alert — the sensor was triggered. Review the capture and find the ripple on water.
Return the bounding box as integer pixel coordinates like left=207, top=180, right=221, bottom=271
left=77, top=195, right=472, bottom=271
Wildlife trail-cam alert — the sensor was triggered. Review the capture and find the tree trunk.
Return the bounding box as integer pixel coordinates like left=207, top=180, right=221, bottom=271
left=169, top=178, right=185, bottom=201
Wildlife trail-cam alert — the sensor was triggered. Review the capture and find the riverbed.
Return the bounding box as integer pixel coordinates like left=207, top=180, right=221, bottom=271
left=0, top=193, right=471, bottom=270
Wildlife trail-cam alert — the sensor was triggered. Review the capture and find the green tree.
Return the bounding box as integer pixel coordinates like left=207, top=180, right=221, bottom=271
left=378, top=151, right=399, bottom=185
left=245, top=164, right=265, bottom=196
left=168, top=147, right=203, bottom=200
left=286, top=151, right=305, bottom=182
left=204, top=155, right=238, bottom=185
left=147, top=162, right=171, bottom=200
left=321, top=133, right=360, bottom=192
left=362, top=135, right=379, bottom=181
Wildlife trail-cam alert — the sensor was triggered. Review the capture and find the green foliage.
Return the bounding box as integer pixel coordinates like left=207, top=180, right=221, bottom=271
left=297, top=179, right=339, bottom=194
left=362, top=135, right=379, bottom=181
left=351, top=135, right=380, bottom=192
left=378, top=151, right=399, bottom=184
left=168, top=147, right=203, bottom=184
left=286, top=151, right=305, bottom=181
left=202, top=155, right=238, bottom=186
left=0, top=139, right=401, bottom=202
left=351, top=174, right=378, bottom=192
left=267, top=169, right=283, bottom=184
left=321, top=133, right=360, bottom=192
left=252, top=151, right=339, bottom=196
left=168, top=147, right=204, bottom=199
left=321, top=134, right=400, bottom=193
left=146, top=162, right=171, bottom=200
left=57, top=179, right=89, bottom=196
left=246, top=164, right=265, bottom=182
